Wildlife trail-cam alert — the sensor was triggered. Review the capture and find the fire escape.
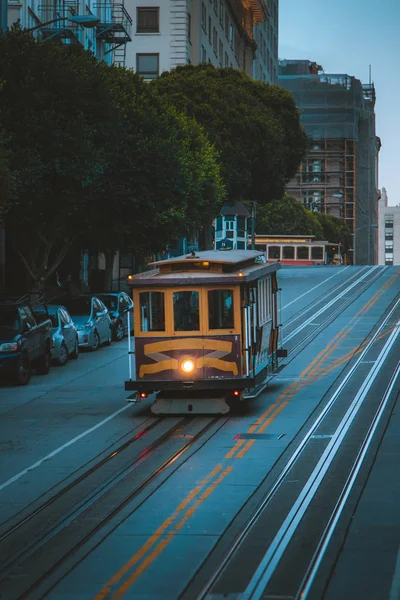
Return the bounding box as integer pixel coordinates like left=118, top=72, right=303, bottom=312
left=94, top=2, right=132, bottom=67
left=36, top=2, right=84, bottom=44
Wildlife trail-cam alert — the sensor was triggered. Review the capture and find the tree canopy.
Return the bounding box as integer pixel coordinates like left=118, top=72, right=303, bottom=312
left=256, top=195, right=324, bottom=238
left=152, top=64, right=309, bottom=205
left=0, top=28, right=224, bottom=288
left=257, top=195, right=353, bottom=254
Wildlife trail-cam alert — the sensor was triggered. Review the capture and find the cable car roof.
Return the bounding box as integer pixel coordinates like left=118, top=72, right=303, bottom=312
left=128, top=250, right=280, bottom=287
left=149, top=249, right=265, bottom=267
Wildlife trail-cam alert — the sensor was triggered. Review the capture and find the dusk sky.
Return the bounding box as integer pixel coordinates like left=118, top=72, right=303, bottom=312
left=279, top=0, right=399, bottom=206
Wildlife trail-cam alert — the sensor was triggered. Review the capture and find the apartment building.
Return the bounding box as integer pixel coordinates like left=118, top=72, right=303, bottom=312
left=279, top=60, right=380, bottom=265
left=125, top=0, right=277, bottom=83
left=6, top=0, right=132, bottom=66
left=378, top=188, right=400, bottom=265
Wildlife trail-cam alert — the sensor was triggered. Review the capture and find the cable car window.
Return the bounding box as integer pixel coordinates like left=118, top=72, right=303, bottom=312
left=311, top=246, right=324, bottom=260
left=208, top=289, right=234, bottom=329
left=283, top=246, right=294, bottom=259
left=139, top=292, right=165, bottom=332
left=173, top=291, right=200, bottom=331
left=268, top=246, right=280, bottom=259
left=297, top=246, right=309, bottom=259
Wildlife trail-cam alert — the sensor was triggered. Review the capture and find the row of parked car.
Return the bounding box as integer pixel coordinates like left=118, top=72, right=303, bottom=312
left=0, top=291, right=134, bottom=385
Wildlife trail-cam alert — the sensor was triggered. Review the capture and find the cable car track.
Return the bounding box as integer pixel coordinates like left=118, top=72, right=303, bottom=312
left=280, top=265, right=389, bottom=360
left=0, top=415, right=228, bottom=599
left=184, top=291, right=400, bottom=600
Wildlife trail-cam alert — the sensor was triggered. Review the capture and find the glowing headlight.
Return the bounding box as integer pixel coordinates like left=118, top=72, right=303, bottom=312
left=181, top=359, right=195, bottom=374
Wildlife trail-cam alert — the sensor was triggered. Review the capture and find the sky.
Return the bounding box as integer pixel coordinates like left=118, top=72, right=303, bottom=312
left=279, top=0, right=400, bottom=206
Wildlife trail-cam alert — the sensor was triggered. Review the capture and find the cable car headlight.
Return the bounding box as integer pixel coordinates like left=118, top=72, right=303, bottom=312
left=181, top=359, right=195, bottom=374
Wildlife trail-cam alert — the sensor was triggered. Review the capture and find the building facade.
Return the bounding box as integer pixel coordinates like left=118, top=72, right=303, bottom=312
left=6, top=0, right=132, bottom=66
left=124, top=0, right=277, bottom=83
left=278, top=60, right=380, bottom=265
left=378, top=188, right=400, bottom=265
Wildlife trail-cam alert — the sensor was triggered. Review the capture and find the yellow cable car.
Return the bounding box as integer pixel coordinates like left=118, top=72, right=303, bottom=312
left=125, top=250, right=285, bottom=414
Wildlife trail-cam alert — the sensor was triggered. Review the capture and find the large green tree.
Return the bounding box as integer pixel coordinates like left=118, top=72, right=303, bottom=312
left=315, top=213, right=353, bottom=253
left=257, top=195, right=324, bottom=238
left=152, top=64, right=308, bottom=205
left=0, top=29, right=224, bottom=289
left=0, top=26, right=119, bottom=287
left=83, top=65, right=224, bottom=288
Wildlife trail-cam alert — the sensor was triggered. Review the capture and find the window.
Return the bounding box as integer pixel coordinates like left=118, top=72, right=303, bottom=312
left=385, top=231, right=393, bottom=240
left=385, top=259, right=393, bottom=265
left=297, top=246, right=310, bottom=260
left=258, top=277, right=272, bottom=324
left=201, top=1, right=207, bottom=30
left=268, top=246, right=280, bottom=259
left=187, top=12, right=191, bottom=41
left=302, top=190, right=323, bottom=212
left=201, top=45, right=207, bottom=62
left=219, top=1, right=224, bottom=24
left=136, top=7, right=159, bottom=33
left=283, top=246, right=294, bottom=259
left=225, top=51, right=229, bottom=67
left=311, top=247, right=324, bottom=260
left=208, top=16, right=212, bottom=43
left=385, top=241, right=394, bottom=250
left=173, top=291, right=199, bottom=331
left=225, top=11, right=229, bottom=38
left=61, top=308, right=72, bottom=324
left=139, top=291, right=165, bottom=332
left=208, top=289, right=234, bottom=330
left=59, top=310, right=68, bottom=328
left=219, top=40, right=223, bottom=65
left=136, top=54, right=159, bottom=79
left=385, top=218, right=394, bottom=228
left=213, top=27, right=217, bottom=54
left=19, top=306, right=36, bottom=330
left=214, top=0, right=218, bottom=14
left=229, top=24, right=233, bottom=46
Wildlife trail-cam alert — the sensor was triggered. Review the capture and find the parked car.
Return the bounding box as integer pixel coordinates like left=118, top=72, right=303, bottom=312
left=0, top=295, right=52, bottom=385
left=96, top=292, right=134, bottom=341
left=46, top=305, right=79, bottom=366
left=50, top=296, right=112, bottom=350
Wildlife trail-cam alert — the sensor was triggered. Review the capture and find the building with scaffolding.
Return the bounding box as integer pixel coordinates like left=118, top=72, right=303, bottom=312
left=123, top=0, right=278, bottom=84
left=278, top=60, right=380, bottom=265
left=6, top=0, right=132, bottom=66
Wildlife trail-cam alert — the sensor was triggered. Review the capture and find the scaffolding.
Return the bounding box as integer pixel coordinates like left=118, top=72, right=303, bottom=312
left=279, top=60, right=379, bottom=264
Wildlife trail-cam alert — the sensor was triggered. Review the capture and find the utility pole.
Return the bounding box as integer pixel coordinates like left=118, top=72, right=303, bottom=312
left=249, top=201, right=257, bottom=250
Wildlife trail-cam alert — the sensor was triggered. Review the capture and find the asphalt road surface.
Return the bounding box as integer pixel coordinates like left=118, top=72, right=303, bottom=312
left=0, top=264, right=399, bottom=600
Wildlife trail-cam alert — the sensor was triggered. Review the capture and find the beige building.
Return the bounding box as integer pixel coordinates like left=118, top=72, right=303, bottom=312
left=123, top=1, right=277, bottom=83
left=378, top=188, right=400, bottom=265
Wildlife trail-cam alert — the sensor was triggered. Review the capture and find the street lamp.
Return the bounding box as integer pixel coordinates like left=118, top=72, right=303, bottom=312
left=26, top=14, right=100, bottom=34
left=353, top=223, right=378, bottom=266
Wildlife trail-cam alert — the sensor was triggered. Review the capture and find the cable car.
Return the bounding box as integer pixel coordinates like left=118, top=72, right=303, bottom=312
left=125, top=250, right=285, bottom=414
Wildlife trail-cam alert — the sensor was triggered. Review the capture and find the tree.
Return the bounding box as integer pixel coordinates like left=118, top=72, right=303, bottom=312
left=315, top=213, right=353, bottom=253
left=152, top=64, right=308, bottom=205
left=82, top=66, right=224, bottom=288
left=257, top=195, right=324, bottom=238
left=0, top=26, right=120, bottom=289
left=0, top=131, right=14, bottom=220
